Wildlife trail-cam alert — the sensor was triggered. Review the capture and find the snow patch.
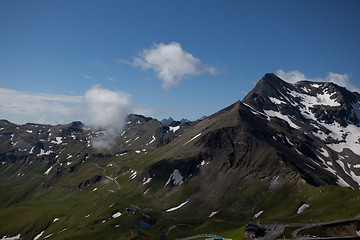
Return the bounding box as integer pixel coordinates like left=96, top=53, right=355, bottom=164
left=37, top=149, right=53, bottom=156
left=253, top=210, right=264, bottom=219
left=316, top=92, right=340, bottom=106
left=302, top=87, right=310, bottom=93
left=51, top=137, right=63, bottom=144
left=129, top=171, right=137, bottom=180
left=44, top=166, right=53, bottom=175
left=165, top=169, right=184, bottom=186
left=337, top=177, right=352, bottom=188
left=288, top=88, right=339, bottom=107
left=53, top=218, right=59, bottom=223
left=313, top=121, right=360, bottom=156
left=336, top=160, right=360, bottom=187
left=317, top=155, right=352, bottom=188
left=295, top=149, right=303, bottom=156
left=1, top=234, right=21, bottom=240
left=143, top=177, right=152, bottom=185
left=318, top=147, right=329, bottom=157
left=286, top=89, right=341, bottom=122
left=243, top=102, right=269, bottom=119
left=93, top=188, right=97, bottom=192
left=286, top=137, right=294, bottom=146
left=270, top=176, right=280, bottom=189
left=269, top=97, right=286, bottom=105
left=44, top=233, right=53, bottom=239
left=264, top=110, right=301, bottom=129
left=199, top=160, right=209, bottom=167
left=209, top=211, right=218, bottom=217
left=169, top=126, right=180, bottom=133
left=116, top=152, right=127, bottom=156
left=183, top=133, right=202, bottom=146
left=33, top=231, right=44, bottom=240
left=146, top=135, right=156, bottom=145
left=166, top=200, right=189, bottom=212
left=27, top=130, right=33, bottom=133
left=297, top=203, right=310, bottom=214
left=112, top=212, right=122, bottom=218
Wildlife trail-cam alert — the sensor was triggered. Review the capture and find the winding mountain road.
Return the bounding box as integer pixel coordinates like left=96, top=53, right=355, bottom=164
left=255, top=215, right=360, bottom=240
left=93, top=162, right=139, bottom=226
left=291, top=215, right=360, bottom=240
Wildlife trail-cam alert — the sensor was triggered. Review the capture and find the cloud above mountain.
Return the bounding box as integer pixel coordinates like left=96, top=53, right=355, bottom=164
left=277, top=69, right=360, bottom=92
left=133, top=42, right=216, bottom=89
left=84, top=85, right=132, bottom=129
left=84, top=85, right=133, bottom=149
left=0, top=86, right=134, bottom=149
left=0, top=86, right=135, bottom=124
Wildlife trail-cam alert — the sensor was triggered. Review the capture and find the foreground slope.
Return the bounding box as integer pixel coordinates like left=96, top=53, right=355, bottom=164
left=1, top=73, right=360, bottom=240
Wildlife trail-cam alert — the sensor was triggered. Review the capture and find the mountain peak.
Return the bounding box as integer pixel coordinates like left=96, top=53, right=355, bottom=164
left=262, top=72, right=282, bottom=80
left=261, top=73, right=290, bottom=85
left=242, top=73, right=294, bottom=112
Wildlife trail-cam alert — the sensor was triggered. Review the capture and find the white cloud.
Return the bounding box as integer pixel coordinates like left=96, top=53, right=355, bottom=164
left=324, top=72, right=359, bottom=92
left=82, top=74, right=93, bottom=79
left=133, top=42, right=216, bottom=89
left=118, top=58, right=132, bottom=65
left=85, top=85, right=132, bottom=129
left=276, top=69, right=306, bottom=84
left=0, top=86, right=134, bottom=132
left=0, top=88, right=84, bottom=124
left=108, top=77, right=116, bottom=82
left=84, top=85, right=133, bottom=149
left=276, top=69, right=359, bottom=92
left=131, top=107, right=155, bottom=117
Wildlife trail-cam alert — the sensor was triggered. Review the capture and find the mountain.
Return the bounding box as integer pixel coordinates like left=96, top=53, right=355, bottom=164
left=243, top=73, right=360, bottom=188
left=1, top=73, right=360, bottom=240
left=179, top=118, right=190, bottom=123
left=161, top=117, right=190, bottom=124
left=160, top=117, right=175, bottom=124
left=198, top=115, right=207, bottom=120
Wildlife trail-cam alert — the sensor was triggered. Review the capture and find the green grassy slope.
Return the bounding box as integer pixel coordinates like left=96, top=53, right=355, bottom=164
left=1, top=150, right=359, bottom=240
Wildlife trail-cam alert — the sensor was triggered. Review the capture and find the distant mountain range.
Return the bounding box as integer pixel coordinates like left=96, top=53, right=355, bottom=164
left=160, top=117, right=193, bottom=124
left=1, top=73, right=360, bottom=240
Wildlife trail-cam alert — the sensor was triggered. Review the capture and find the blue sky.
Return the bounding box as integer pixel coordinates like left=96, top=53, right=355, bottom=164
left=1, top=0, right=360, bottom=125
